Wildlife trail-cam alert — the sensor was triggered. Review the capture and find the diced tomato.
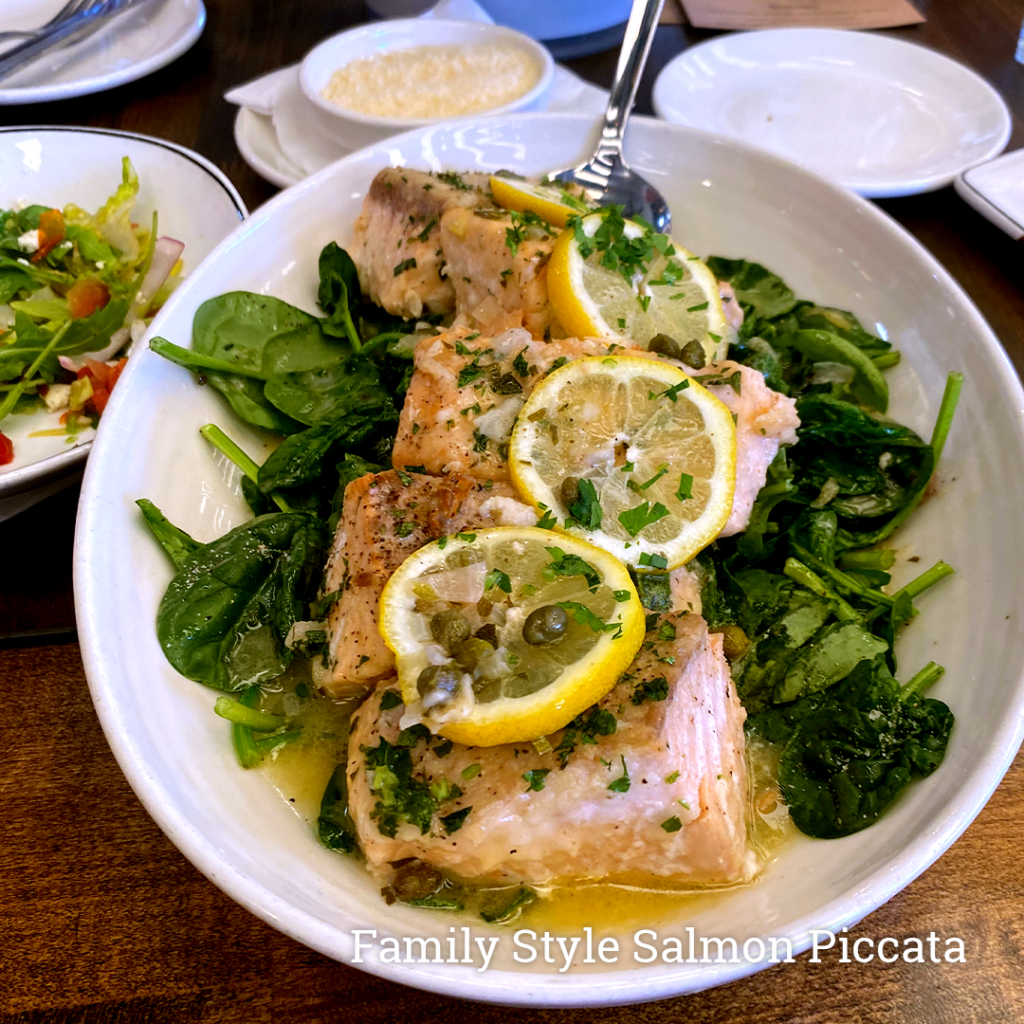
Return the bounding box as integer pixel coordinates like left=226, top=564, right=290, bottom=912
left=105, top=357, right=127, bottom=392
left=76, top=357, right=126, bottom=418
left=31, top=209, right=65, bottom=263
left=0, top=431, right=13, bottom=466
left=67, top=278, right=110, bottom=319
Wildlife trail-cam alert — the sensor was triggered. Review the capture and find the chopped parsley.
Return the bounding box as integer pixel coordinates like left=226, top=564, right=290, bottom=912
left=665, top=769, right=680, bottom=783
left=556, top=601, right=618, bottom=633
left=699, top=369, right=742, bottom=394
left=566, top=478, right=603, bottom=530
left=393, top=257, right=417, bottom=276
left=554, top=706, right=617, bottom=767
left=461, top=763, right=482, bottom=779
left=657, top=620, right=677, bottom=641
left=638, top=551, right=668, bottom=570
left=512, top=348, right=531, bottom=377
left=648, top=379, right=690, bottom=402
left=661, top=816, right=683, bottom=833
left=535, top=505, right=558, bottom=530
left=629, top=463, right=669, bottom=493
left=433, top=739, right=454, bottom=757
left=544, top=546, right=601, bottom=592
left=485, top=568, right=512, bottom=593
left=415, top=216, right=438, bottom=242
left=613, top=589, right=631, bottom=602
left=686, top=301, right=709, bottom=312
left=379, top=690, right=403, bottom=711
left=676, top=473, right=694, bottom=501
left=522, top=768, right=551, bottom=792
left=436, top=170, right=471, bottom=191
left=363, top=737, right=436, bottom=838
left=607, top=756, right=631, bottom=793
left=440, top=806, right=472, bottom=833
left=394, top=521, right=416, bottom=538
left=619, top=501, right=670, bottom=537
left=631, top=675, right=669, bottom=705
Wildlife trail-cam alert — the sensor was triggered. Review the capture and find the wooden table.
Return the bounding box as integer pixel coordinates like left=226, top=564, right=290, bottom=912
left=2, top=1, right=1023, bottom=1019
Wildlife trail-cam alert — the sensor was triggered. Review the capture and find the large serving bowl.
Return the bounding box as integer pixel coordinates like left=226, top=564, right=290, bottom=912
left=75, top=114, right=1024, bottom=1006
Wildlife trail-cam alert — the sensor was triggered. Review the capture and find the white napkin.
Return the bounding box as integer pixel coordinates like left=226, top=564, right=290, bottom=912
left=225, top=0, right=609, bottom=184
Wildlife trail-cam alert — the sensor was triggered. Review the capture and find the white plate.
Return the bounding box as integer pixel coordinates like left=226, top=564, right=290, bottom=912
left=0, top=0, right=205, bottom=105
left=955, top=148, right=1024, bottom=240
left=232, top=64, right=610, bottom=188
left=0, top=126, right=246, bottom=501
left=652, top=29, right=1012, bottom=198
left=76, top=113, right=1024, bottom=1005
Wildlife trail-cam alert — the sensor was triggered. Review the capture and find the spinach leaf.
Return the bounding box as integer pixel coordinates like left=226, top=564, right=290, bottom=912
left=785, top=330, right=888, bottom=411
left=263, top=356, right=397, bottom=427
left=136, top=498, right=201, bottom=569
left=773, top=620, right=888, bottom=703
left=774, top=659, right=953, bottom=838
left=153, top=510, right=328, bottom=691
left=317, top=241, right=362, bottom=348
left=705, top=257, right=797, bottom=321
left=191, top=292, right=350, bottom=433
left=258, top=417, right=386, bottom=497
left=317, top=763, right=359, bottom=854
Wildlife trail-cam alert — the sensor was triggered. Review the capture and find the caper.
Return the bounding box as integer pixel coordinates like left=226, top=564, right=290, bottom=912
left=416, top=663, right=461, bottom=701
left=560, top=476, right=580, bottom=509
left=429, top=609, right=471, bottom=650
left=523, top=604, right=569, bottom=645
left=718, top=624, right=750, bottom=661
left=680, top=340, right=707, bottom=369
left=453, top=637, right=495, bottom=670
left=475, top=622, right=499, bottom=647
left=391, top=861, right=444, bottom=901
left=649, top=333, right=681, bottom=360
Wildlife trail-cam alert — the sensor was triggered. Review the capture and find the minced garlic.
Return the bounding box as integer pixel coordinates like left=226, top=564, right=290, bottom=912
left=322, top=44, right=540, bottom=119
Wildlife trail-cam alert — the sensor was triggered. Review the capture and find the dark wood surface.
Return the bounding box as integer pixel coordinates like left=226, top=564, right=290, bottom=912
left=2, top=0, right=1023, bottom=1019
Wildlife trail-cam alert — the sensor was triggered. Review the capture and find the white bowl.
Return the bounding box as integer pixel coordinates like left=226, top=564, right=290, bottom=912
left=299, top=19, right=555, bottom=150
left=0, top=126, right=246, bottom=502
left=76, top=113, right=1024, bottom=1006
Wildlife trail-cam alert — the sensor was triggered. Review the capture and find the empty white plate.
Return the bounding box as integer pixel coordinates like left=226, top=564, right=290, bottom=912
left=0, top=0, right=205, bottom=105
left=652, top=29, right=1011, bottom=198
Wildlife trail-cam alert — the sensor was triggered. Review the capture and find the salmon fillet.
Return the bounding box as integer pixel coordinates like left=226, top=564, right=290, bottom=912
left=692, top=360, right=799, bottom=537
left=321, top=470, right=536, bottom=693
left=391, top=326, right=626, bottom=482
left=350, top=168, right=487, bottom=320
left=347, top=610, right=755, bottom=887
left=439, top=205, right=561, bottom=338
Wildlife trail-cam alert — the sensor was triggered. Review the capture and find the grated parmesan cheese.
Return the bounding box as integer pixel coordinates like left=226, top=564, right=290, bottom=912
left=322, top=44, right=540, bottom=119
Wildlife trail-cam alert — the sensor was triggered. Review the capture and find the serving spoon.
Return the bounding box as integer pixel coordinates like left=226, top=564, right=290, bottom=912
left=550, top=0, right=671, bottom=233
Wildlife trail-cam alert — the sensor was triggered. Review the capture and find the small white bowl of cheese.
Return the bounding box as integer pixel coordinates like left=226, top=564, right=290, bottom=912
left=300, top=20, right=555, bottom=149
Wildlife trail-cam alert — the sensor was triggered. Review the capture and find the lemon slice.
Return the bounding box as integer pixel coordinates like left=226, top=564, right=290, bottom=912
left=508, top=355, right=736, bottom=569
left=489, top=175, right=591, bottom=228
left=379, top=526, right=644, bottom=746
left=547, top=211, right=729, bottom=362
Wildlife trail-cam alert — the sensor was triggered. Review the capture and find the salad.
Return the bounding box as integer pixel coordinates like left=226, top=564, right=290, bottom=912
left=138, top=167, right=960, bottom=922
left=0, top=158, right=184, bottom=466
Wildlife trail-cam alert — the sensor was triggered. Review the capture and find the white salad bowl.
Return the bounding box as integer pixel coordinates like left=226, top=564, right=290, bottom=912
left=0, top=126, right=246, bottom=502
left=75, top=114, right=1024, bottom=1006
left=299, top=19, right=555, bottom=150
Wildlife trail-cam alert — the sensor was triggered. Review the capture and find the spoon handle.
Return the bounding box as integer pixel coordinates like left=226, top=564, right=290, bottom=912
left=598, top=0, right=666, bottom=164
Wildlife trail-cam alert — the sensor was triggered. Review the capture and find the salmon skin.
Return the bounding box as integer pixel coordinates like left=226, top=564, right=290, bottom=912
left=347, top=610, right=754, bottom=887
left=321, top=470, right=536, bottom=693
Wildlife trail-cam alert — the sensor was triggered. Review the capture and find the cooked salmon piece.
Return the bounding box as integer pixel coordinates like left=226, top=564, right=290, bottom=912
left=718, top=281, right=744, bottom=332
left=392, top=326, right=624, bottom=482
left=346, top=610, right=755, bottom=887
left=692, top=360, right=799, bottom=537
left=439, top=205, right=561, bottom=338
left=351, top=168, right=488, bottom=320
left=321, top=470, right=536, bottom=693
